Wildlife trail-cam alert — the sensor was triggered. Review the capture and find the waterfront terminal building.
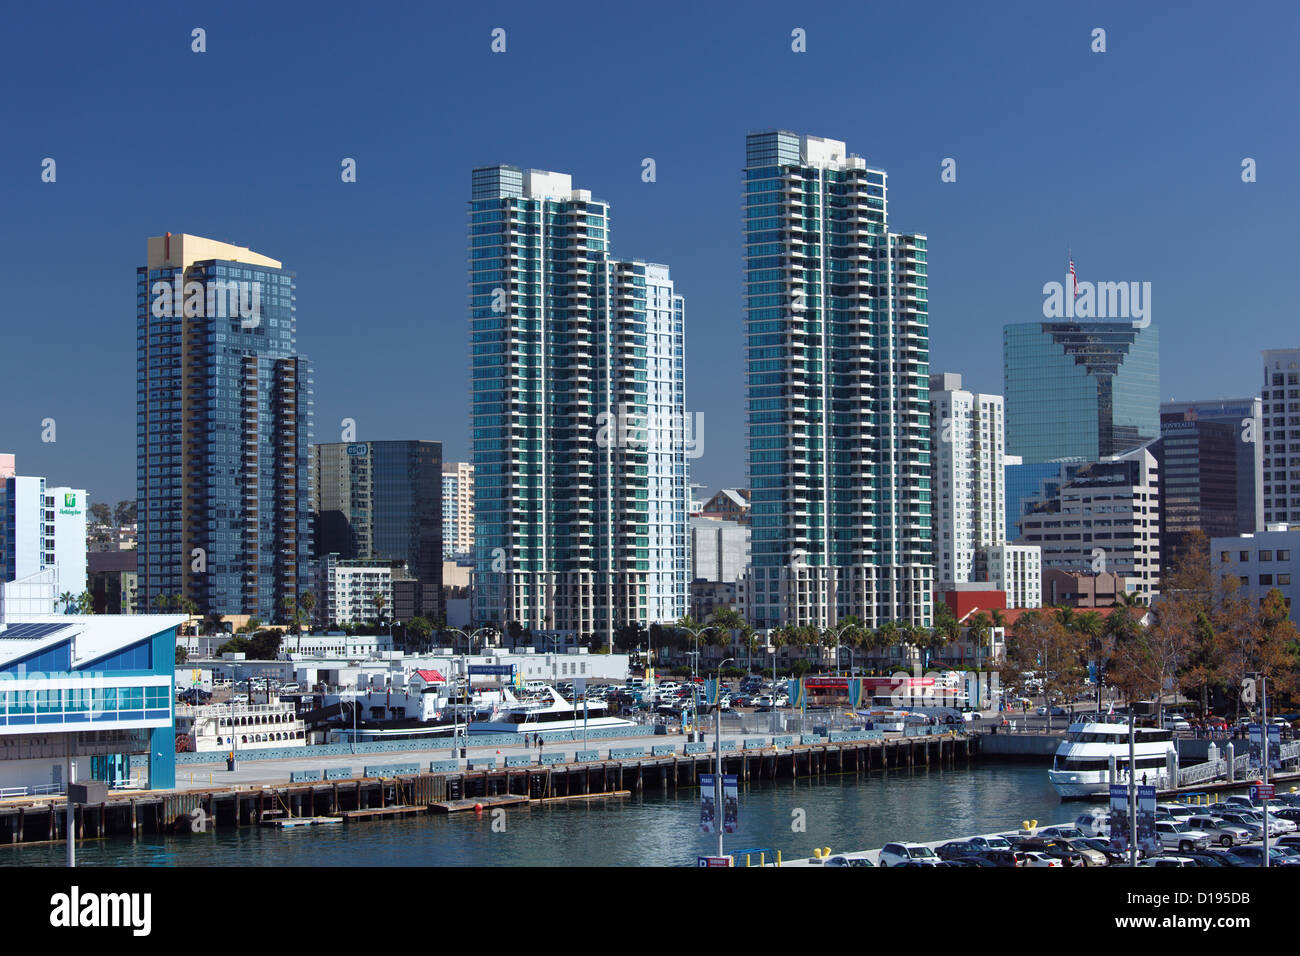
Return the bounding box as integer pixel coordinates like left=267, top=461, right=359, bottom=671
left=0, top=614, right=185, bottom=795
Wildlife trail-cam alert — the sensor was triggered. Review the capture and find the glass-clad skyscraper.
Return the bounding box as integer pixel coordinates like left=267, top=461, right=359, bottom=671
left=313, top=440, right=443, bottom=619
left=744, top=131, right=932, bottom=630
left=136, top=233, right=312, bottom=621
left=1004, top=322, right=1159, bottom=463
left=468, top=167, right=689, bottom=640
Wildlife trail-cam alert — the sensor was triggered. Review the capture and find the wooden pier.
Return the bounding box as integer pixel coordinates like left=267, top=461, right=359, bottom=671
left=0, top=733, right=977, bottom=847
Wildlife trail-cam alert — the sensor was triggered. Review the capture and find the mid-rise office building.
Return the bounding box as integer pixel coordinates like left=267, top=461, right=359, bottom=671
left=1004, top=455, right=1070, bottom=541
left=442, top=461, right=474, bottom=559
left=1004, top=322, right=1159, bottom=463
left=468, top=166, right=689, bottom=639
left=0, top=454, right=87, bottom=610
left=691, top=516, right=750, bottom=585
left=1019, top=445, right=1161, bottom=601
left=929, top=373, right=1006, bottom=587
left=743, top=131, right=932, bottom=630
left=136, top=233, right=312, bottom=622
left=1156, top=399, right=1263, bottom=571
left=89, top=550, right=138, bottom=615
left=312, top=440, right=442, bottom=620
left=1261, top=349, right=1300, bottom=525
left=1211, top=525, right=1298, bottom=617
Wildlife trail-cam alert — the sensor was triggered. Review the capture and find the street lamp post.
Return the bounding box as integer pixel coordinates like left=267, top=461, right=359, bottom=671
left=826, top=623, right=855, bottom=677
left=677, top=624, right=715, bottom=738
left=447, top=626, right=496, bottom=758
left=714, top=658, right=734, bottom=861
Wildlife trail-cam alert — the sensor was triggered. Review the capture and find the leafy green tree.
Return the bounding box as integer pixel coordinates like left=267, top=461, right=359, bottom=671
left=175, top=645, right=189, bottom=665
left=87, top=502, right=113, bottom=527
left=75, top=591, right=95, bottom=615
left=113, top=500, right=137, bottom=526
left=407, top=615, right=433, bottom=652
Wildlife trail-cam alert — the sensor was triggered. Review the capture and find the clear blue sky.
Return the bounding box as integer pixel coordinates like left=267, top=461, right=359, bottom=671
left=2, top=0, right=1297, bottom=504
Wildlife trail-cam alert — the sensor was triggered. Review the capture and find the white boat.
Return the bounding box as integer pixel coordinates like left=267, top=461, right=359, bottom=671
left=468, top=687, right=636, bottom=735
left=1049, top=721, right=1176, bottom=798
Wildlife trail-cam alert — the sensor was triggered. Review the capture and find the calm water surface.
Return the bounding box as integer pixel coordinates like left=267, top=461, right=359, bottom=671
left=2, top=761, right=1074, bottom=867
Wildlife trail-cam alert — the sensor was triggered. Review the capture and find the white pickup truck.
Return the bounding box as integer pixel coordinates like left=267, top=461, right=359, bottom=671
left=1154, top=820, right=1211, bottom=854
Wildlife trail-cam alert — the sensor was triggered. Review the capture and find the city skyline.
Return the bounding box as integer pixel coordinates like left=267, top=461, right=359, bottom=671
left=3, top=3, right=1297, bottom=503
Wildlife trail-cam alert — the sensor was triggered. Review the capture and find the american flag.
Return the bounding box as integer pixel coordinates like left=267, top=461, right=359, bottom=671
left=1069, top=258, right=1080, bottom=298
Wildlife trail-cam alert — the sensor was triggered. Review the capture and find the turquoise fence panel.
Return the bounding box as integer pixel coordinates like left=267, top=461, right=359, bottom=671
left=467, top=759, right=496, bottom=769
left=772, top=735, right=794, bottom=747
left=323, top=767, right=352, bottom=780
left=428, top=760, right=460, bottom=773
left=289, top=770, right=321, bottom=782
left=574, top=750, right=599, bottom=763
left=609, top=748, right=645, bottom=760
left=800, top=734, right=825, bottom=745
left=715, top=740, right=737, bottom=752
left=363, top=763, right=419, bottom=777
left=744, top=738, right=767, bottom=750
left=651, top=744, right=676, bottom=756
left=684, top=742, right=706, bottom=755
left=539, top=753, right=565, bottom=765
left=505, top=755, right=533, bottom=768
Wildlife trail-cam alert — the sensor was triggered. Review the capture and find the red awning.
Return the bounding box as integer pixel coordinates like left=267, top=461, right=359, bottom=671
left=414, top=669, right=446, bottom=683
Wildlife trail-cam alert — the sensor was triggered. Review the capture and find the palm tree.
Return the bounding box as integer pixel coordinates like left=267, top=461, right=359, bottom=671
left=372, top=592, right=387, bottom=629
left=299, top=590, right=316, bottom=634
left=876, top=620, right=901, bottom=668
left=57, top=590, right=75, bottom=614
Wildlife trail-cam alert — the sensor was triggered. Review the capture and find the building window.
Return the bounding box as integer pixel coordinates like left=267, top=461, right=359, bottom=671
left=1279, top=574, right=1291, bottom=586
left=1240, top=551, right=1251, bottom=562
left=1260, top=575, right=1273, bottom=586
left=1260, top=551, right=1273, bottom=562
left=1280, top=550, right=1291, bottom=561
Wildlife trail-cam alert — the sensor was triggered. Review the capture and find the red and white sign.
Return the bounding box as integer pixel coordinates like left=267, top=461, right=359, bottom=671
left=697, top=856, right=734, bottom=867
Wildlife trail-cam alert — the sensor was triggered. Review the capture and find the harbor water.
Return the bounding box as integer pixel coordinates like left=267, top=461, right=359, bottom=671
left=1, top=760, right=1070, bottom=867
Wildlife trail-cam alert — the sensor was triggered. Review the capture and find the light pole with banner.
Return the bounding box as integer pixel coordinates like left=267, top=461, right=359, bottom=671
left=714, top=658, right=734, bottom=860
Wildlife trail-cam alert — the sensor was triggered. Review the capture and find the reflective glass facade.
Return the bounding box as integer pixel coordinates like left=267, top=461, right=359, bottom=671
left=744, top=131, right=932, bottom=630
left=312, top=440, right=442, bottom=618
left=136, top=238, right=313, bottom=621
left=1004, top=322, right=1159, bottom=463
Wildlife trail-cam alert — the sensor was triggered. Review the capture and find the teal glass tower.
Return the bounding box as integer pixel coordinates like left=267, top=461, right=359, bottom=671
left=1004, top=322, right=1159, bottom=463
left=744, top=132, right=932, bottom=631
left=468, top=167, right=689, bottom=641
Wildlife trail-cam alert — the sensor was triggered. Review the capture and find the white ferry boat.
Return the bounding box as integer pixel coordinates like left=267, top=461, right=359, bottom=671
left=468, top=687, right=636, bottom=735
left=1049, top=721, right=1176, bottom=798
left=176, top=699, right=307, bottom=752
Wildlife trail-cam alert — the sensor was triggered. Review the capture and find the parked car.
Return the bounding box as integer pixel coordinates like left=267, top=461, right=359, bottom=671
left=935, top=841, right=981, bottom=860
left=1185, top=815, right=1252, bottom=847
left=1203, top=849, right=1254, bottom=867
left=230, top=694, right=249, bottom=704
left=966, top=835, right=1015, bottom=853
left=280, top=683, right=301, bottom=693
left=1163, top=716, right=1192, bottom=732
left=1143, top=856, right=1199, bottom=868
left=1038, top=825, right=1086, bottom=840
left=1057, top=838, right=1108, bottom=866
left=1017, top=839, right=1082, bottom=867
left=1155, top=820, right=1211, bottom=854
left=1076, top=837, right=1126, bottom=865
left=822, top=854, right=874, bottom=867
left=1019, top=851, right=1063, bottom=868
left=1234, top=845, right=1300, bottom=866
left=1156, top=803, right=1195, bottom=820
left=950, top=855, right=999, bottom=867
left=878, top=843, right=942, bottom=867
left=1215, top=812, right=1265, bottom=839
left=1074, top=809, right=1112, bottom=838
left=1036, top=705, right=1069, bottom=717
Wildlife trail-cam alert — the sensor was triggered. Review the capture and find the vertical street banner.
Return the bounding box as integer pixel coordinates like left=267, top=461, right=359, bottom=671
left=1249, top=724, right=1263, bottom=770
left=703, top=679, right=720, bottom=706
left=1108, top=784, right=1130, bottom=853
left=722, top=774, right=739, bottom=834
left=1137, top=785, right=1159, bottom=856
left=699, top=773, right=716, bottom=833
left=847, top=678, right=867, bottom=709
left=786, top=679, right=805, bottom=709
